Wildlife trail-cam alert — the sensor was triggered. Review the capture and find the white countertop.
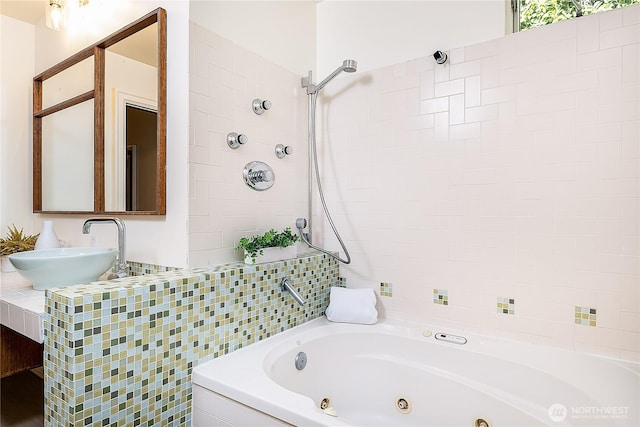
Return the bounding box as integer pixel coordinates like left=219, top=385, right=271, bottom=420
left=0, top=272, right=45, bottom=343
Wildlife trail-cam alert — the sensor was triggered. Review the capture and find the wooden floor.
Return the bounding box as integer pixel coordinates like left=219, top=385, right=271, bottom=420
left=0, top=369, right=44, bottom=427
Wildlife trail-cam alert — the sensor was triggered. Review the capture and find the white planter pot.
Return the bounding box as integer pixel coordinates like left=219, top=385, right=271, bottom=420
left=1, top=255, right=16, bottom=273
left=243, top=246, right=296, bottom=264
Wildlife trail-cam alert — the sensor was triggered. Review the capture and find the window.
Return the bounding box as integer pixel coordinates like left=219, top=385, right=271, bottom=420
left=513, top=0, right=640, bottom=32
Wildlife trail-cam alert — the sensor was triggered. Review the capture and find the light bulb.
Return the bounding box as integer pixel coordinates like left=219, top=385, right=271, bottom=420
left=49, top=1, right=63, bottom=31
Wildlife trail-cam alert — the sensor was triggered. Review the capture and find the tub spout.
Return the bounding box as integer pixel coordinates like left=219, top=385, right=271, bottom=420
left=281, top=277, right=306, bottom=306
left=82, top=217, right=128, bottom=278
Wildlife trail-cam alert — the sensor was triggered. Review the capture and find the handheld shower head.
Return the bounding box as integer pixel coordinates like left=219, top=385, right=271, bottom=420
left=342, top=59, right=357, bottom=73
left=313, top=59, right=358, bottom=93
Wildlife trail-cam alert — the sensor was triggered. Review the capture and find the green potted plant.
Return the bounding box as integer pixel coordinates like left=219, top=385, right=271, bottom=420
left=235, top=227, right=299, bottom=264
left=0, top=225, right=39, bottom=272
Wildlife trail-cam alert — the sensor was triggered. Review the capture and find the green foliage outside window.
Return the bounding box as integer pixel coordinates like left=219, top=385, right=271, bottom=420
left=519, top=0, right=640, bottom=31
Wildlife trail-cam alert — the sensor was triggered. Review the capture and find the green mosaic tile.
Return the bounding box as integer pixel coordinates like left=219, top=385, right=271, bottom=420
left=574, top=306, right=597, bottom=326
left=43, top=252, right=337, bottom=426
left=497, top=297, right=515, bottom=315
left=433, top=289, right=448, bottom=305
left=380, top=282, right=393, bottom=297
left=128, top=260, right=179, bottom=277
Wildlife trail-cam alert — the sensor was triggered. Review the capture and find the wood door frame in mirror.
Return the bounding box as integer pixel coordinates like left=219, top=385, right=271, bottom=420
left=33, top=8, right=166, bottom=215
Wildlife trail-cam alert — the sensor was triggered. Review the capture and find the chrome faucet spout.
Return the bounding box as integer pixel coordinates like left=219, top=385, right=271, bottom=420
left=281, top=277, right=306, bottom=306
left=82, top=217, right=128, bottom=278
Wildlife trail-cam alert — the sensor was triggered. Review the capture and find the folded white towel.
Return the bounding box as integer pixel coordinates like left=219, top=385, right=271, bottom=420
left=326, top=286, right=378, bottom=325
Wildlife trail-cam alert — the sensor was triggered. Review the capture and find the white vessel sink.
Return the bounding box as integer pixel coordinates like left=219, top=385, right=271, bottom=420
left=8, top=247, right=117, bottom=290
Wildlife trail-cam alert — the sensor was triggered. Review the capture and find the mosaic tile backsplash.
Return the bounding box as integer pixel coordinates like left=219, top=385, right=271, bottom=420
left=575, top=306, right=597, bottom=327
left=433, top=289, right=448, bottom=306
left=497, top=297, right=516, bottom=315
left=44, top=252, right=338, bottom=426
left=380, top=282, right=393, bottom=297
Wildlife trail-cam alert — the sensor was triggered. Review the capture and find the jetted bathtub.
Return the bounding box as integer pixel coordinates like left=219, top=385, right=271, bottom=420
left=191, top=317, right=639, bottom=426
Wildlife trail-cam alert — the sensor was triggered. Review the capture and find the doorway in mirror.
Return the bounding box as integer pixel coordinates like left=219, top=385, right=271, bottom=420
left=125, top=105, right=157, bottom=211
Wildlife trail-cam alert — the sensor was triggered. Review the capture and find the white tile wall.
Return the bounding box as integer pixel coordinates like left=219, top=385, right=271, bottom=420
left=188, top=23, right=307, bottom=266
left=316, top=6, right=640, bottom=360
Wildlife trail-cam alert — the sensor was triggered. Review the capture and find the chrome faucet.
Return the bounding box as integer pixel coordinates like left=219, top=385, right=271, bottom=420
left=82, top=217, right=128, bottom=278
left=281, top=277, right=306, bottom=306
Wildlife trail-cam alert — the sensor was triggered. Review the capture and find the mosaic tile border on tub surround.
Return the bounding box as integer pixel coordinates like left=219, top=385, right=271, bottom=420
left=43, top=252, right=338, bottom=427
left=497, top=297, right=515, bottom=315
left=575, top=306, right=597, bottom=327
left=380, top=282, right=393, bottom=297
left=433, top=289, right=448, bottom=305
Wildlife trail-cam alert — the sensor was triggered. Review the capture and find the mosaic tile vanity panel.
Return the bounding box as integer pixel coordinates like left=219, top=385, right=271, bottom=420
left=44, top=252, right=338, bottom=427
left=127, top=260, right=179, bottom=277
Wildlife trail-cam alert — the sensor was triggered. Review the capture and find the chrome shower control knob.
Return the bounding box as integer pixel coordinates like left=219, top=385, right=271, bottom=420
left=243, top=161, right=275, bottom=191
left=227, top=132, right=248, bottom=149
left=275, top=144, right=293, bottom=158
left=252, top=98, right=272, bottom=115
left=247, top=169, right=273, bottom=183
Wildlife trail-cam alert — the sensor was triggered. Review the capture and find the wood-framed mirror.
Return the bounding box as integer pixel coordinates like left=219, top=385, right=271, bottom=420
left=33, top=8, right=166, bottom=215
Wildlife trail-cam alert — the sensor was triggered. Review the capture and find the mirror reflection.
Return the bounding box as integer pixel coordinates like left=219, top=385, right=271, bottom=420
left=42, top=57, right=93, bottom=110
left=42, top=100, right=94, bottom=211
left=124, top=105, right=157, bottom=211
left=33, top=8, right=166, bottom=215
left=104, top=23, right=158, bottom=212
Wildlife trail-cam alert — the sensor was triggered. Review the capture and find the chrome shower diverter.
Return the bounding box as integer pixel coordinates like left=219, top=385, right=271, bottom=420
left=242, top=161, right=274, bottom=191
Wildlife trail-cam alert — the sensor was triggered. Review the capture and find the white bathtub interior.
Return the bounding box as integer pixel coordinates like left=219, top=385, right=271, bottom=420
left=192, top=317, right=639, bottom=426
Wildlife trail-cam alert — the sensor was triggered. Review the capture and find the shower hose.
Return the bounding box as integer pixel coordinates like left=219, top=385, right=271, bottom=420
left=299, top=92, right=352, bottom=265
